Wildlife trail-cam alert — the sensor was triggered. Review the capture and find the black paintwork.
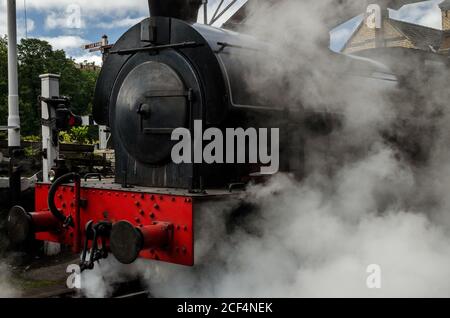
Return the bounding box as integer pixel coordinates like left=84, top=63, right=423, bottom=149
left=93, top=16, right=311, bottom=190
left=148, top=0, right=202, bottom=23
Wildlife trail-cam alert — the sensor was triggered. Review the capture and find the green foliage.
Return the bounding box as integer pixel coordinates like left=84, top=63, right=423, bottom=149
left=59, top=126, right=96, bottom=145
left=24, top=145, right=40, bottom=158
left=0, top=37, right=99, bottom=136
left=23, top=135, right=41, bottom=142
left=22, top=136, right=41, bottom=158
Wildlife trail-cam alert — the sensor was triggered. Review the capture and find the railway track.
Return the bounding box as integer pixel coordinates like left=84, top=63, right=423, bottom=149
left=33, top=281, right=151, bottom=298
left=29, top=288, right=151, bottom=298
left=115, top=290, right=151, bottom=298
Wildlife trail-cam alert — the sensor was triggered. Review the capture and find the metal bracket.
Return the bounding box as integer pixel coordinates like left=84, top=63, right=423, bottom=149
left=209, top=0, right=239, bottom=25
left=80, top=220, right=112, bottom=272
left=39, top=96, right=71, bottom=108
left=40, top=118, right=56, bottom=128
left=215, top=41, right=260, bottom=54
left=0, top=126, right=19, bottom=131
left=110, top=42, right=201, bottom=55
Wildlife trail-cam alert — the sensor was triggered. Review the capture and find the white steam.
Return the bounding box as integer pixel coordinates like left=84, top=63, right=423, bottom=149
left=82, top=0, right=450, bottom=298
left=80, top=255, right=145, bottom=298
left=0, top=263, right=18, bottom=298
left=142, top=148, right=450, bottom=298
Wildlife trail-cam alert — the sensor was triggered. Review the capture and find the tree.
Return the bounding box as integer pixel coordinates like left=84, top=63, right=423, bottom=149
left=18, top=38, right=99, bottom=135
left=0, top=37, right=99, bottom=136
left=17, top=39, right=54, bottom=135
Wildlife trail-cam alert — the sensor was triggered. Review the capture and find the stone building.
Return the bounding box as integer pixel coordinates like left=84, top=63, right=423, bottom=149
left=342, top=0, right=450, bottom=55
left=75, top=61, right=101, bottom=72
left=441, top=0, right=450, bottom=54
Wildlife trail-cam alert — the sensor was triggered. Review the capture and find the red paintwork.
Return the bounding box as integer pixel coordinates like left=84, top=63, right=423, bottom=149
left=141, top=222, right=172, bottom=249
left=34, top=183, right=194, bottom=266
left=29, top=211, right=59, bottom=232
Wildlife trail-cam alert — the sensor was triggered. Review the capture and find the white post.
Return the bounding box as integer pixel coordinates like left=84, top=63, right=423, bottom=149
left=7, top=0, right=20, bottom=148
left=40, top=74, right=61, bottom=256
left=39, top=74, right=60, bottom=183
left=99, top=125, right=110, bottom=150
left=101, top=34, right=108, bottom=47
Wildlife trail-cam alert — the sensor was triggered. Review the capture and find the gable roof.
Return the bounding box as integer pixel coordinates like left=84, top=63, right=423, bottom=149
left=342, top=17, right=443, bottom=53
left=439, top=0, right=450, bottom=11
left=389, top=19, right=442, bottom=51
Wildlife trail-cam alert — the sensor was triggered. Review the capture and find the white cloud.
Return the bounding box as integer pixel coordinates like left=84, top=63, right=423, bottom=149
left=22, top=0, right=147, bottom=15
left=390, top=0, right=443, bottom=29
left=0, top=2, right=8, bottom=36
left=1, top=0, right=244, bottom=38
left=18, top=18, right=36, bottom=36
left=0, top=1, right=34, bottom=38
left=73, top=53, right=103, bottom=66
left=32, top=0, right=243, bottom=31
left=96, top=16, right=146, bottom=29
left=26, top=18, right=36, bottom=33
left=45, top=6, right=85, bottom=30
left=39, top=35, right=88, bottom=50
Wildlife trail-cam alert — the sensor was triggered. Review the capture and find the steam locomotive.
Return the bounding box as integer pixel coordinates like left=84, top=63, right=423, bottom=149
left=6, top=0, right=399, bottom=270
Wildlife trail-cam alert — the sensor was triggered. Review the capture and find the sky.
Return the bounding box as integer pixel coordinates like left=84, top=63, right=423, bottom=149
left=0, top=0, right=446, bottom=64
left=330, top=0, right=445, bottom=51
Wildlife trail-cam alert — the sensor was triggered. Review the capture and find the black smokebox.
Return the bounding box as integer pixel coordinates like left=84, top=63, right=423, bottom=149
left=148, top=0, right=203, bottom=22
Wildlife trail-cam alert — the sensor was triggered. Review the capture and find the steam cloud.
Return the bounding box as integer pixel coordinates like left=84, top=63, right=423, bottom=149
left=0, top=220, right=18, bottom=297
left=83, top=0, right=450, bottom=297
left=0, top=263, right=18, bottom=298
